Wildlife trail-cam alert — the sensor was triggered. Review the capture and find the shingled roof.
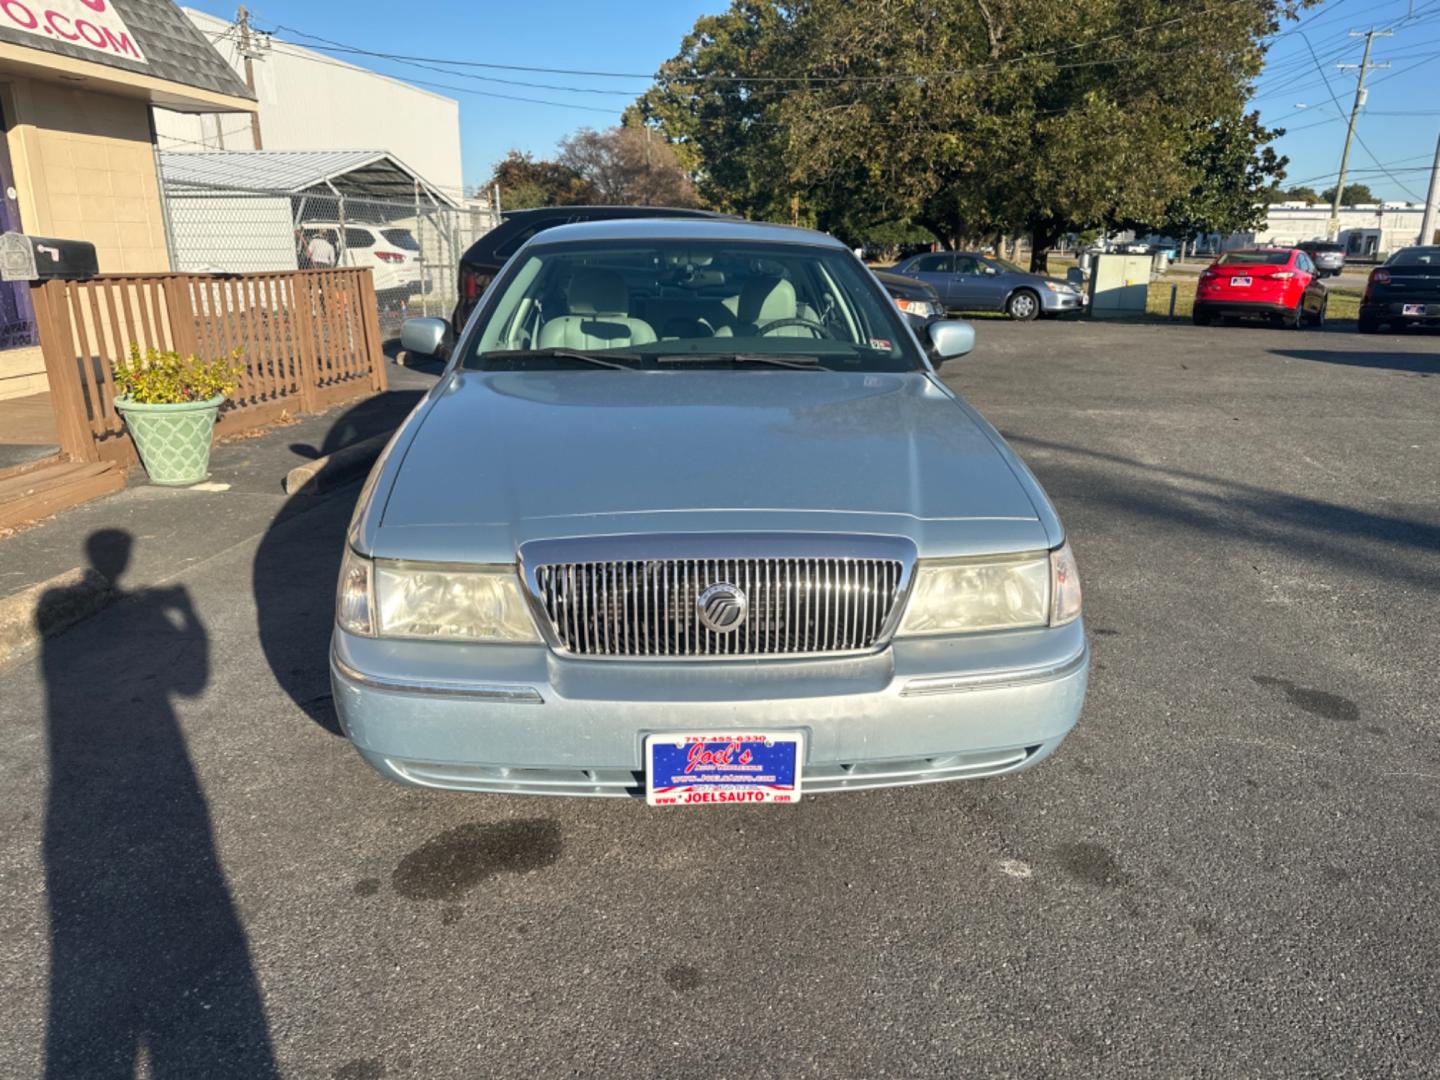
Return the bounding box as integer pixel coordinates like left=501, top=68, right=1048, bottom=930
left=0, top=0, right=253, bottom=101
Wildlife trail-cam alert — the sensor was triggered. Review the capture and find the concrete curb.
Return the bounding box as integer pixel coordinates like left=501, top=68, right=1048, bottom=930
left=283, top=432, right=390, bottom=497
left=0, top=566, right=117, bottom=668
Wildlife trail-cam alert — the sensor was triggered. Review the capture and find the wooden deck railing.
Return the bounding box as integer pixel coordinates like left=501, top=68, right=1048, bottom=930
left=30, top=268, right=388, bottom=466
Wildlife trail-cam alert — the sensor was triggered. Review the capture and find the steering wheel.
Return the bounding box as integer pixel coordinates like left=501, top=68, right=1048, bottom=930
left=755, top=316, right=832, bottom=338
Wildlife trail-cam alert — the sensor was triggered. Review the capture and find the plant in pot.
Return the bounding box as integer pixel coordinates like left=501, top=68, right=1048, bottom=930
left=112, top=346, right=244, bottom=486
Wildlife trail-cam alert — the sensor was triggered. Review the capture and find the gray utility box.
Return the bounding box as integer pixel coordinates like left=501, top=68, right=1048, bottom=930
left=1087, top=253, right=1153, bottom=318
left=0, top=231, right=99, bottom=282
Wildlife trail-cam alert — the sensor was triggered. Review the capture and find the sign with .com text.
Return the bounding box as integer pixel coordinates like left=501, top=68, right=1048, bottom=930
left=1, top=0, right=146, bottom=64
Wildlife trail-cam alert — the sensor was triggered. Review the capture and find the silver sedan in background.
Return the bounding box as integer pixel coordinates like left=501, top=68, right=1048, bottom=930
left=893, top=251, right=1087, bottom=320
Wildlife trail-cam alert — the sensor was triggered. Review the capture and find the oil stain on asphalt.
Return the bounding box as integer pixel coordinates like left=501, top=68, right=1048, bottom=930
left=333, top=1058, right=385, bottom=1080
left=664, top=963, right=704, bottom=992
left=1252, top=675, right=1360, bottom=723
left=392, top=818, right=563, bottom=901
left=1055, top=842, right=1130, bottom=888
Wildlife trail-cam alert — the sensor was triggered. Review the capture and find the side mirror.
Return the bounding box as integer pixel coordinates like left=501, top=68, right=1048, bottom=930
left=400, top=317, right=448, bottom=358
left=926, top=319, right=975, bottom=361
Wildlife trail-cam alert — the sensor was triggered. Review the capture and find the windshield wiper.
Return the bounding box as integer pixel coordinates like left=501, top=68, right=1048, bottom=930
left=656, top=353, right=823, bottom=371
left=481, top=348, right=640, bottom=370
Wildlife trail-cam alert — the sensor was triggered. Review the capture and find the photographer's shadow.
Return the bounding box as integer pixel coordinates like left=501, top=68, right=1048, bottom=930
left=40, top=530, right=276, bottom=1078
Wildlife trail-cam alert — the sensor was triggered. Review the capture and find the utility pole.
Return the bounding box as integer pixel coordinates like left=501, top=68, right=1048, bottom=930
left=1327, top=28, right=1391, bottom=241
left=1420, top=130, right=1440, bottom=247
left=236, top=6, right=265, bottom=150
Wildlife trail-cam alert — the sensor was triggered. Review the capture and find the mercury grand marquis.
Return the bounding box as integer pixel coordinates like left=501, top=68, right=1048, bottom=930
left=331, top=218, right=1087, bottom=804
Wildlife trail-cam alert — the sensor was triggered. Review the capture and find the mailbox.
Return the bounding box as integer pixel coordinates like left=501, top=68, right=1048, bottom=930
left=0, top=231, right=99, bottom=283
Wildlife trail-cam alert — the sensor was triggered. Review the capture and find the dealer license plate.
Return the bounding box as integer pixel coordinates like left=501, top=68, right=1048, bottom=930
left=1403, top=303, right=1426, bottom=316
left=1231, top=276, right=1252, bottom=287
left=646, top=732, right=803, bottom=807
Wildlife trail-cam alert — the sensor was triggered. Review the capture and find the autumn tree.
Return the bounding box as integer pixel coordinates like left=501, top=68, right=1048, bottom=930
left=488, top=149, right=594, bottom=210
left=557, top=126, right=699, bottom=207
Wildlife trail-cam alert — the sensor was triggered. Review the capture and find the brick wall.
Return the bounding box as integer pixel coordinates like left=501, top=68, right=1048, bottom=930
left=4, top=78, right=170, bottom=274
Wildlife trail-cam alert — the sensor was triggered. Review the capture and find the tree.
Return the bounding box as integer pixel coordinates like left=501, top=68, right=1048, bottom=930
left=1274, top=185, right=1321, bottom=204
left=557, top=126, right=699, bottom=207
left=1321, top=182, right=1378, bottom=206
left=1150, top=110, right=1288, bottom=247
left=636, top=0, right=1312, bottom=271
left=488, top=150, right=594, bottom=210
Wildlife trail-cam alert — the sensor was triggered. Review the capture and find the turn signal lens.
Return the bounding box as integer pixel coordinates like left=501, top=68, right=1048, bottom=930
left=1050, top=542, right=1082, bottom=626
left=896, top=297, right=930, bottom=316
left=336, top=548, right=375, bottom=637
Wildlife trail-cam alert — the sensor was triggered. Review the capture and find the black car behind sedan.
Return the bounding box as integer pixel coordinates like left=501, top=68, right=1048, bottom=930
left=1359, top=246, right=1440, bottom=332
left=872, top=268, right=946, bottom=332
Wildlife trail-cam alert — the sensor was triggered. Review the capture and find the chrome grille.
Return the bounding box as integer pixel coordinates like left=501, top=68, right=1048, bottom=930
left=531, top=557, right=905, bottom=658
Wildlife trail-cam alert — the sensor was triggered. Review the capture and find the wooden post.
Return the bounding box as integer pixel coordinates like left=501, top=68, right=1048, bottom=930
left=162, top=274, right=200, bottom=357
left=355, top=270, right=389, bottom=393
left=290, top=272, right=320, bottom=412
left=30, top=281, right=98, bottom=462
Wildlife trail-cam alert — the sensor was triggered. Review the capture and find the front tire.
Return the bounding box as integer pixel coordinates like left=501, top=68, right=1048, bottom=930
left=1006, top=289, right=1040, bottom=321
left=1308, top=296, right=1327, bottom=330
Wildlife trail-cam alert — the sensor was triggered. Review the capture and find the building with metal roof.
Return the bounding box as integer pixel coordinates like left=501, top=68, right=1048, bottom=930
left=158, top=149, right=459, bottom=207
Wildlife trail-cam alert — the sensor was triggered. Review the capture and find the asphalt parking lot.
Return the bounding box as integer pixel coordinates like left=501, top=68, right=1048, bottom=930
left=1, top=319, right=1437, bottom=1078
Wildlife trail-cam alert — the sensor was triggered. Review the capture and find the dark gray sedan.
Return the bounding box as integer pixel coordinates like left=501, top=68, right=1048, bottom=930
left=893, top=252, right=1087, bottom=320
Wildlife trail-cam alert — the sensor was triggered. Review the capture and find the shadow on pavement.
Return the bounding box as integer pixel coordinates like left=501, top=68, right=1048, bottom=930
left=254, top=388, right=424, bottom=736
left=40, top=529, right=277, bottom=1078
left=1269, top=343, right=1440, bottom=375
left=1006, top=435, right=1440, bottom=594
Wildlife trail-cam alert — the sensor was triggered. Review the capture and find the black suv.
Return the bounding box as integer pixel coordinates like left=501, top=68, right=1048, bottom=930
left=451, top=206, right=724, bottom=331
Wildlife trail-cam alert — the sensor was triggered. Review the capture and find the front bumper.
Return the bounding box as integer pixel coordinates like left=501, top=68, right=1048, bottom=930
left=1040, top=290, right=1086, bottom=313
left=331, top=621, right=1089, bottom=798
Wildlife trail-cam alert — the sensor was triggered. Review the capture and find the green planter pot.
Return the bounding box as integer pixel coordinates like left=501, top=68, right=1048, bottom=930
left=114, top=393, right=224, bottom=486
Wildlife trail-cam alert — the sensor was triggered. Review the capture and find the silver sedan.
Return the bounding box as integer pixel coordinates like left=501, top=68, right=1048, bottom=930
left=332, top=218, right=1087, bottom=803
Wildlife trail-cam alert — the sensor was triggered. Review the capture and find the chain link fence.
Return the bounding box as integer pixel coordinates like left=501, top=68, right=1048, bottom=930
left=157, top=185, right=498, bottom=338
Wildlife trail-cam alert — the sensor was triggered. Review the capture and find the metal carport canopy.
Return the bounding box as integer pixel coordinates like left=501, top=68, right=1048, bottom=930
left=158, top=150, right=458, bottom=207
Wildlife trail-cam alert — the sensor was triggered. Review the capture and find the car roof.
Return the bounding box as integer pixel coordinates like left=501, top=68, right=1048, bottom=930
left=500, top=205, right=725, bottom=222
left=522, top=216, right=850, bottom=249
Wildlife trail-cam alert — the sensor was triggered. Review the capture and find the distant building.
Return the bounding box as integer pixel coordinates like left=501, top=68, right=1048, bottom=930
left=152, top=9, right=462, bottom=199
left=1226, top=202, right=1431, bottom=257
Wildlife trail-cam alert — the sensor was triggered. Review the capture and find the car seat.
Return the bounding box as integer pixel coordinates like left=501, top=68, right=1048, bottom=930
left=539, top=268, right=657, bottom=349
left=715, top=276, right=818, bottom=337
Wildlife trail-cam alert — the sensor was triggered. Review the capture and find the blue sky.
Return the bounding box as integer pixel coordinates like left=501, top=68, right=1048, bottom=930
left=191, top=0, right=1440, bottom=203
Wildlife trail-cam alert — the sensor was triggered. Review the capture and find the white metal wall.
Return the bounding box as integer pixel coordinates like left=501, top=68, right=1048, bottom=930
left=153, top=9, right=464, bottom=200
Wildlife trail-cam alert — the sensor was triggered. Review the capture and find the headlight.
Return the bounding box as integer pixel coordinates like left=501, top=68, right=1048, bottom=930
left=335, top=549, right=540, bottom=642
left=895, top=297, right=933, bottom=316
left=897, top=543, right=1081, bottom=636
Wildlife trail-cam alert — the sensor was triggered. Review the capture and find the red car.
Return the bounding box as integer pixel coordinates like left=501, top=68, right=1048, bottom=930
left=1193, top=248, right=1329, bottom=328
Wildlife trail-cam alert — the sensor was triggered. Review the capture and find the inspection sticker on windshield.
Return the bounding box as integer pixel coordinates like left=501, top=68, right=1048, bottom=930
left=646, top=732, right=803, bottom=806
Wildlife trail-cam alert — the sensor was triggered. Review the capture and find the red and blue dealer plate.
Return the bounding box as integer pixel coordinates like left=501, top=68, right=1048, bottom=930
left=645, top=732, right=804, bottom=807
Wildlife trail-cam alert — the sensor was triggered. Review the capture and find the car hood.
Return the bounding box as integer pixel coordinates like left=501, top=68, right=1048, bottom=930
left=371, top=370, right=1053, bottom=561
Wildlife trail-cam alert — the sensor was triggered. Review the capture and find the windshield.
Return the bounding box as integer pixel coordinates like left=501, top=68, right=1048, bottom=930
left=462, top=239, right=921, bottom=373
left=1218, top=250, right=1291, bottom=266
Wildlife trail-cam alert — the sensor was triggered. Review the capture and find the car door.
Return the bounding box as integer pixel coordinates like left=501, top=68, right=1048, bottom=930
left=904, top=254, right=957, bottom=306
left=971, top=258, right=1013, bottom=310
left=949, top=255, right=987, bottom=308
left=1296, top=253, right=1325, bottom=316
